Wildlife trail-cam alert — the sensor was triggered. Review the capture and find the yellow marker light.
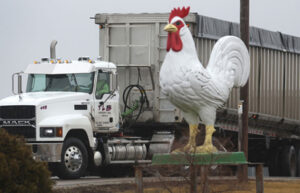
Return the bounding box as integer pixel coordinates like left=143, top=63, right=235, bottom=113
left=33, top=61, right=38, bottom=64
left=50, top=60, right=54, bottom=64
left=88, top=59, right=92, bottom=63
left=56, top=127, right=63, bottom=137
left=65, top=60, right=69, bottom=63
left=57, top=59, right=61, bottom=63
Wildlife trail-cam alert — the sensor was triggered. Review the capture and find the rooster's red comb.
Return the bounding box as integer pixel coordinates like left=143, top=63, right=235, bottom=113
left=169, top=6, right=190, bottom=23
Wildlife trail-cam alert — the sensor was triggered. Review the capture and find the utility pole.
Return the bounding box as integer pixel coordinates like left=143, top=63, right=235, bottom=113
left=239, top=0, right=249, bottom=182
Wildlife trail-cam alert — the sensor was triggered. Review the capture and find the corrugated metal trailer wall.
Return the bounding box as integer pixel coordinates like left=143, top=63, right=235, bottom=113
left=95, top=13, right=300, bottom=124
left=259, top=48, right=285, bottom=118
left=285, top=53, right=300, bottom=120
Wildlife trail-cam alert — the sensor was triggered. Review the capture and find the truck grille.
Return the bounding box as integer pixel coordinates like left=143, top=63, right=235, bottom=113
left=0, top=105, right=36, bottom=139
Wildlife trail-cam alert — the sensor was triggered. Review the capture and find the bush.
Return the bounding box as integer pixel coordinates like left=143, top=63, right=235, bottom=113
left=0, top=129, right=53, bottom=193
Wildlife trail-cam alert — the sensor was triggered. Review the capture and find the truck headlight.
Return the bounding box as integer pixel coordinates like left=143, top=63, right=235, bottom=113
left=40, top=127, right=63, bottom=137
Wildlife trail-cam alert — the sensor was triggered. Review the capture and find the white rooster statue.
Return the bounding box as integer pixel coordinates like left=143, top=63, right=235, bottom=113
left=160, top=7, right=250, bottom=153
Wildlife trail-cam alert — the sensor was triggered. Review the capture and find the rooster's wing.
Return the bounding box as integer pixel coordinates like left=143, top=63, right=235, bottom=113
left=188, top=68, right=230, bottom=107
left=168, top=65, right=229, bottom=109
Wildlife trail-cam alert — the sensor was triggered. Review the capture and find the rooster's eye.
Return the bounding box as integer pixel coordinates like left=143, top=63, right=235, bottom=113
left=175, top=21, right=181, bottom=26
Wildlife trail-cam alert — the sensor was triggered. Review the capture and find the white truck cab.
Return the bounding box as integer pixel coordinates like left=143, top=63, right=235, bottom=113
left=0, top=57, right=124, bottom=178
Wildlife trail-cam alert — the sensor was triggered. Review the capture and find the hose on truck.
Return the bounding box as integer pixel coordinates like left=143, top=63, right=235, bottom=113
left=122, top=84, right=149, bottom=121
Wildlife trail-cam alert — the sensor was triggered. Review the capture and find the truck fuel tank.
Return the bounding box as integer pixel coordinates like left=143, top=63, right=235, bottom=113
left=148, top=131, right=175, bottom=158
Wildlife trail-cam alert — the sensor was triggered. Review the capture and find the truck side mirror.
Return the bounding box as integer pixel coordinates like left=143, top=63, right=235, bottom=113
left=12, top=72, right=23, bottom=95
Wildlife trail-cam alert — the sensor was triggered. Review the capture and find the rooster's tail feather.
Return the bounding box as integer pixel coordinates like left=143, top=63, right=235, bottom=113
left=206, top=36, right=250, bottom=88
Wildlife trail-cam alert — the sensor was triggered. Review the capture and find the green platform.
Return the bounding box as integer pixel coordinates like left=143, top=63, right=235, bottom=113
left=152, top=152, right=247, bottom=166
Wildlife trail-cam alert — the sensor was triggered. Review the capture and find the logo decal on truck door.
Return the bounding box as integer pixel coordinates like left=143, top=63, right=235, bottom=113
left=98, top=104, right=112, bottom=112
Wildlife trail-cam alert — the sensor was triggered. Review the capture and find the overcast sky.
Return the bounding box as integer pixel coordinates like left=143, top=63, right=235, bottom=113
left=0, top=0, right=299, bottom=99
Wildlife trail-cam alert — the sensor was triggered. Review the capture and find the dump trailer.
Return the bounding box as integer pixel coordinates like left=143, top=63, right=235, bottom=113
left=94, top=12, right=300, bottom=177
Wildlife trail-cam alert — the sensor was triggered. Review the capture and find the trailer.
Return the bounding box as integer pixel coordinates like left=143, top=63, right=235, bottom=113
left=94, top=12, right=300, bottom=176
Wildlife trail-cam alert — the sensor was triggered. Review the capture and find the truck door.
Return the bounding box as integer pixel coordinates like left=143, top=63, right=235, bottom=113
left=93, top=70, right=119, bottom=132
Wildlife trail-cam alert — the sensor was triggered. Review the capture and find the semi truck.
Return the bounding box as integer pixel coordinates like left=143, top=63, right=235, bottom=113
left=0, top=12, right=299, bottom=179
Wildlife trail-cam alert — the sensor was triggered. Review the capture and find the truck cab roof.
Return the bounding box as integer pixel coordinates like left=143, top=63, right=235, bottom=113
left=24, top=59, right=116, bottom=74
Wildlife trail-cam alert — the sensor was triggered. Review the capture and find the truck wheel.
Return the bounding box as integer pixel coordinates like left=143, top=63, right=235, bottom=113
left=280, top=145, right=297, bottom=176
left=57, top=137, right=88, bottom=179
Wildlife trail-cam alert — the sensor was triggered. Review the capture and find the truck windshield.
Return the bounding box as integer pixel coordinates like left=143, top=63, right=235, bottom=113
left=26, top=73, right=95, bottom=93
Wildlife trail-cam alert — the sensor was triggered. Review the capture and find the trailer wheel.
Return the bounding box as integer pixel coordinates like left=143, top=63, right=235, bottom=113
left=280, top=145, right=297, bottom=177
left=57, top=137, right=88, bottom=179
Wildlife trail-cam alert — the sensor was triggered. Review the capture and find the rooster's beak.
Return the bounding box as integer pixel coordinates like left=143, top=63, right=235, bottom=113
left=164, top=24, right=178, bottom=32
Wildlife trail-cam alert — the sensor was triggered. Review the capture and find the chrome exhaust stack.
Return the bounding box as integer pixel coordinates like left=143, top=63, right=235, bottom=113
left=12, top=72, right=23, bottom=95
left=50, top=40, right=57, bottom=59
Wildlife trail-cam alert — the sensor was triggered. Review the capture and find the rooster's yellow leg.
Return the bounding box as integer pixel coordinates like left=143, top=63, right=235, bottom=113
left=172, top=124, right=199, bottom=153
left=195, top=125, right=217, bottom=153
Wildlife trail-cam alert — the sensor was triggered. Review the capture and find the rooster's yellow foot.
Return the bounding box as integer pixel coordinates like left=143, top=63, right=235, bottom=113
left=194, top=125, right=218, bottom=153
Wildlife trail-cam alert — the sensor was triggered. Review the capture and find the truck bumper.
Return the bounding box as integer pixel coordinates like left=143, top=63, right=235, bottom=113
left=30, top=143, right=63, bottom=162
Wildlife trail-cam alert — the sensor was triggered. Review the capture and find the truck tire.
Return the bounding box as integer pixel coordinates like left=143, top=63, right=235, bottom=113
left=280, top=145, right=297, bottom=176
left=57, top=137, right=88, bottom=179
